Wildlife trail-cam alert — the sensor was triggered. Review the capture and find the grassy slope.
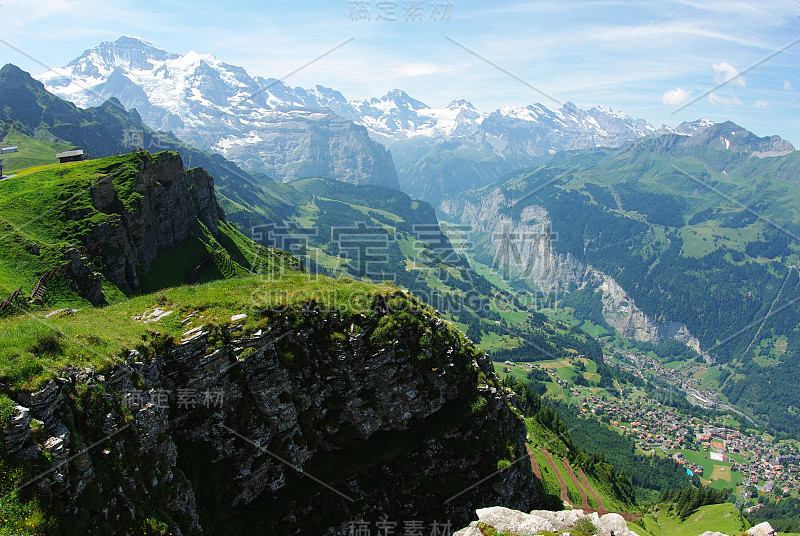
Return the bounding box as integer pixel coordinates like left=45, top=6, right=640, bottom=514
left=0, top=263, right=489, bottom=535
left=0, top=270, right=394, bottom=391
left=0, top=153, right=146, bottom=297
left=525, top=415, right=631, bottom=514
left=0, top=125, right=73, bottom=172
left=640, top=503, right=749, bottom=536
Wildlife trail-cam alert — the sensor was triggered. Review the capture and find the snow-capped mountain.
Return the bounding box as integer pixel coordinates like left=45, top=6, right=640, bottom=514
left=38, top=36, right=399, bottom=187
left=485, top=101, right=657, bottom=152
left=390, top=101, right=669, bottom=202
left=658, top=118, right=717, bottom=136
left=350, top=90, right=486, bottom=140
left=39, top=36, right=668, bottom=147
left=37, top=36, right=715, bottom=203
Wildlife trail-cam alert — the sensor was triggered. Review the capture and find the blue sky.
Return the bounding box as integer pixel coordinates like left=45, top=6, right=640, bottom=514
left=2, top=0, right=800, bottom=143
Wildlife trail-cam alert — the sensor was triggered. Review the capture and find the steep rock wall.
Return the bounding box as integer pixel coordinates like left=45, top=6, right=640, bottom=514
left=86, top=151, right=226, bottom=290
left=3, top=295, right=541, bottom=534
left=442, top=190, right=709, bottom=359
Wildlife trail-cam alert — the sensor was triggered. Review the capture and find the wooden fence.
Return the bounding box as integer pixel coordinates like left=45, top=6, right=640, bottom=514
left=0, top=286, right=23, bottom=314
left=30, top=262, right=72, bottom=301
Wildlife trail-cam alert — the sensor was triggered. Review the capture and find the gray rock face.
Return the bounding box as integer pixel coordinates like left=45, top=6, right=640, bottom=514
left=4, top=405, right=31, bottom=455
left=87, top=151, right=225, bottom=290
left=454, top=507, right=641, bottom=536
left=442, top=189, right=709, bottom=358
left=2, top=296, right=540, bottom=534
left=213, top=109, right=400, bottom=187
left=63, top=246, right=104, bottom=304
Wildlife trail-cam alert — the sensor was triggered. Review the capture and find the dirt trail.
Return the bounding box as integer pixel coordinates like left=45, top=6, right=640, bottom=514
left=562, top=457, right=589, bottom=509
left=526, top=444, right=542, bottom=480
left=539, top=448, right=642, bottom=521
left=577, top=467, right=606, bottom=512
left=541, top=448, right=574, bottom=507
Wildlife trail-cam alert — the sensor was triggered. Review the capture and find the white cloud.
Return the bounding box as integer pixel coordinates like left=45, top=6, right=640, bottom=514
left=713, top=62, right=746, bottom=87
left=755, top=100, right=769, bottom=108
left=708, top=92, right=743, bottom=105
left=785, top=80, right=794, bottom=91
left=588, top=22, right=772, bottom=50
left=397, top=63, right=447, bottom=77
left=662, top=88, right=693, bottom=106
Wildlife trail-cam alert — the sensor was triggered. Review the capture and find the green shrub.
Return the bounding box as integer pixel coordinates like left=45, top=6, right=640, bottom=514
left=496, top=459, right=512, bottom=470
left=477, top=523, right=520, bottom=536
left=28, top=331, right=63, bottom=356
left=571, top=517, right=597, bottom=536
left=0, top=394, right=15, bottom=427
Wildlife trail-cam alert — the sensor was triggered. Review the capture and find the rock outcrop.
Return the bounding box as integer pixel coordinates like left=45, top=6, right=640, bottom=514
left=442, top=189, right=710, bottom=359
left=746, top=522, right=777, bottom=536
left=87, top=151, right=225, bottom=290
left=456, top=506, right=775, bottom=536
left=2, top=293, right=541, bottom=534
left=454, top=506, right=640, bottom=536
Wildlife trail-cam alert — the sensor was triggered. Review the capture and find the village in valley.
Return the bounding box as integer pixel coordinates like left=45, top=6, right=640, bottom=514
left=494, top=343, right=800, bottom=507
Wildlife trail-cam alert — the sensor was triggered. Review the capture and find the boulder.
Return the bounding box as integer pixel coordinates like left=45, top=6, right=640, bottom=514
left=475, top=506, right=556, bottom=534
left=453, top=521, right=482, bottom=536
left=747, top=522, right=776, bottom=536
left=529, top=508, right=585, bottom=531
left=596, top=512, right=635, bottom=536
left=460, top=508, right=643, bottom=536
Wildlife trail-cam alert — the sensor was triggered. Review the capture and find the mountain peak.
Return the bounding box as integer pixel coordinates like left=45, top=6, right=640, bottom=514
left=65, top=35, right=179, bottom=74
left=381, top=89, right=428, bottom=110
left=590, top=105, right=632, bottom=120
left=384, top=88, right=410, bottom=99
left=116, top=35, right=155, bottom=47
left=0, top=63, right=26, bottom=78
left=0, top=63, right=46, bottom=93
left=448, top=98, right=475, bottom=110
left=562, top=101, right=579, bottom=113
left=687, top=120, right=795, bottom=155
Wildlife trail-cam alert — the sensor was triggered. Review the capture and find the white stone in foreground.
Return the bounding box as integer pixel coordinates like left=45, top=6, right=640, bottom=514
left=746, top=522, right=776, bottom=536
left=475, top=506, right=557, bottom=534
left=596, top=512, right=636, bottom=536
left=529, top=508, right=585, bottom=531
left=455, top=507, right=643, bottom=536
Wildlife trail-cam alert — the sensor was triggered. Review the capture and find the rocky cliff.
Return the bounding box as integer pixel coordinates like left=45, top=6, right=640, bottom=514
left=86, top=151, right=225, bottom=290
left=441, top=190, right=710, bottom=359
left=2, top=289, right=541, bottom=535
left=213, top=108, right=400, bottom=188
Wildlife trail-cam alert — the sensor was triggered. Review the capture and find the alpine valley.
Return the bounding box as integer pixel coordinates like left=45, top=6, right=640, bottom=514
left=0, top=33, right=799, bottom=536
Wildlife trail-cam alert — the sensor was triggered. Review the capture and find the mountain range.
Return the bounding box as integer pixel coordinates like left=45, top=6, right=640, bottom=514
left=36, top=36, right=717, bottom=201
